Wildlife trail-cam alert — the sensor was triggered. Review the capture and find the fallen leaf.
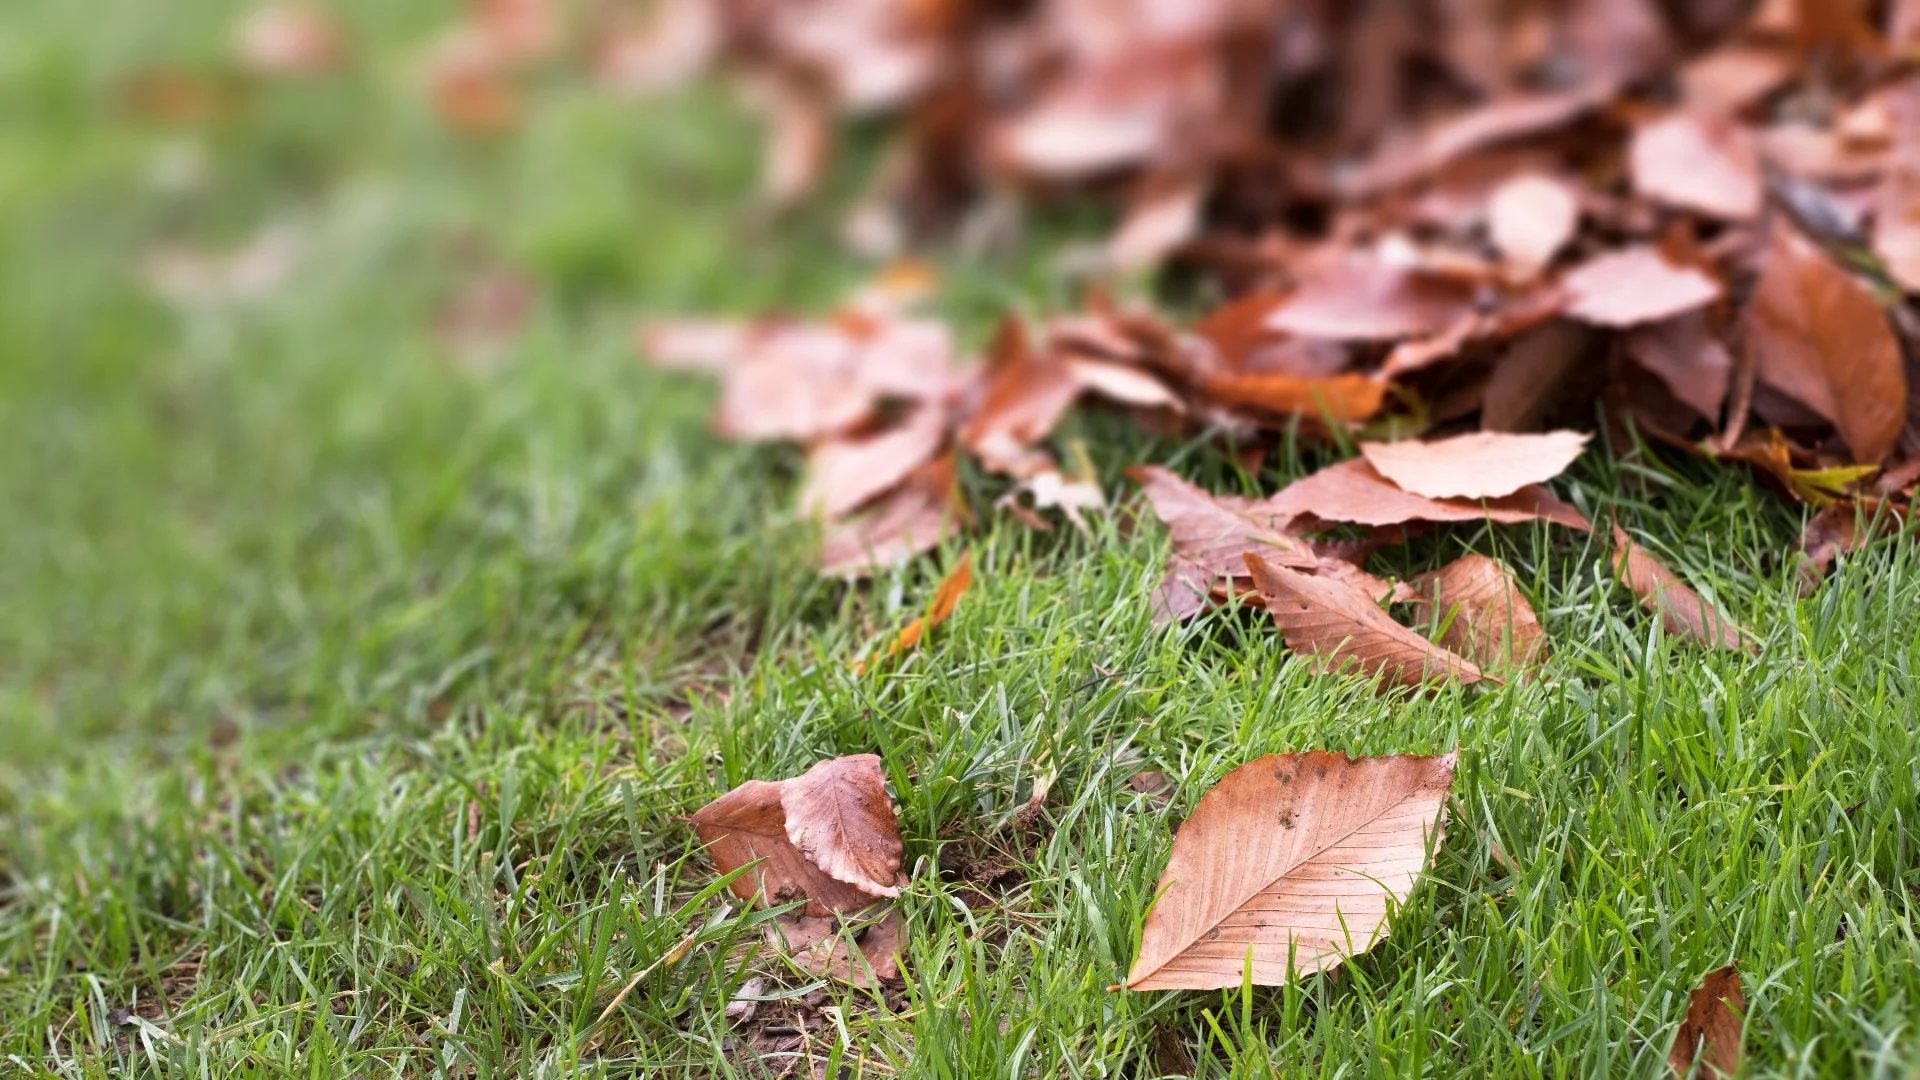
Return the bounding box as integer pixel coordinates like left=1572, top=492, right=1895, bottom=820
left=767, top=908, right=902, bottom=987
left=1630, top=113, right=1762, bottom=221
left=1402, top=554, right=1547, bottom=670
left=799, top=404, right=948, bottom=520
left=1128, top=466, right=1316, bottom=623
left=1124, top=749, right=1457, bottom=990
left=819, top=454, right=964, bottom=578
left=692, top=754, right=903, bottom=917
left=1874, top=80, right=1920, bottom=293
left=1359, top=431, right=1590, bottom=500
left=1667, top=965, right=1745, bottom=1078
left=960, top=341, right=1082, bottom=478
left=1610, top=525, right=1747, bottom=650
left=856, top=553, right=972, bottom=672
left=1245, top=554, right=1486, bottom=687
left=1626, top=312, right=1734, bottom=422
left=1488, top=174, right=1580, bottom=271
left=639, top=318, right=750, bottom=373
left=758, top=80, right=832, bottom=210
left=234, top=4, right=348, bottom=77
left=1562, top=247, right=1724, bottom=328
left=1197, top=370, right=1387, bottom=425
left=1481, top=320, right=1593, bottom=432
left=1264, top=263, right=1477, bottom=341
left=1348, top=86, right=1610, bottom=196
left=1745, top=221, right=1908, bottom=465
left=1263, top=458, right=1592, bottom=532
left=1108, top=173, right=1204, bottom=270
left=1069, top=358, right=1184, bottom=411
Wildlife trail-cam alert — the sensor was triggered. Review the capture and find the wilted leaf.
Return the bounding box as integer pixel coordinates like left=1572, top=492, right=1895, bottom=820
left=1124, top=749, right=1456, bottom=990
left=1348, top=86, right=1609, bottom=196
left=1197, top=371, right=1387, bottom=424
left=1626, top=312, right=1733, bottom=422
left=767, top=908, right=902, bottom=987
left=1128, top=466, right=1316, bottom=623
left=960, top=331, right=1083, bottom=477
left=1069, top=358, right=1184, bottom=411
left=1610, top=525, right=1747, bottom=650
left=1667, top=965, right=1745, bottom=1078
left=692, top=754, right=903, bottom=917
left=1265, top=263, right=1475, bottom=341
left=819, top=454, right=963, bottom=578
left=799, top=404, right=948, bottom=520
left=1630, top=113, right=1761, bottom=220
left=1264, top=458, right=1592, bottom=531
left=1481, top=320, right=1592, bottom=432
left=856, top=553, right=972, bottom=672
left=1562, top=247, right=1723, bottom=328
left=1488, top=174, right=1580, bottom=271
left=1359, top=431, right=1589, bottom=500
left=1402, top=554, right=1547, bottom=670
left=1245, top=554, right=1486, bottom=687
left=1745, top=222, right=1908, bottom=465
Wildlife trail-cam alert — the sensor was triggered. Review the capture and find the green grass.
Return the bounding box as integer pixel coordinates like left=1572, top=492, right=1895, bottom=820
left=4, top=3, right=1920, bottom=1076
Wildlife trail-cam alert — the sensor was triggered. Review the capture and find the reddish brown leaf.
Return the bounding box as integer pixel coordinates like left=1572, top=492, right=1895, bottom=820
left=718, top=318, right=956, bottom=444
left=819, top=454, right=963, bottom=578
left=1123, top=750, right=1456, bottom=990
left=1108, top=173, right=1204, bottom=271
left=691, top=754, right=903, bottom=918
left=1611, top=525, right=1747, bottom=650
left=1626, top=312, right=1734, bottom=422
left=1197, top=370, right=1387, bottom=424
left=1562, top=247, right=1724, bottom=328
left=1630, top=113, right=1762, bottom=221
left=1875, top=79, right=1920, bottom=293
left=1679, top=44, right=1796, bottom=114
left=767, top=908, right=901, bottom=988
left=799, top=404, right=948, bottom=520
left=1264, top=458, right=1592, bottom=532
left=960, top=350, right=1082, bottom=477
left=1745, top=222, right=1908, bottom=464
left=1245, top=555, right=1486, bottom=687
left=1403, top=554, right=1547, bottom=670
left=1667, top=966, right=1745, bottom=1078
left=1348, top=86, right=1611, bottom=196
left=856, top=553, right=972, bottom=672
left=1482, top=321, right=1593, bottom=433
left=1069, top=358, right=1184, bottom=411
left=1264, top=264, right=1477, bottom=341
left=1128, top=466, right=1317, bottom=623
left=1359, top=431, right=1590, bottom=500
left=1488, top=174, right=1580, bottom=272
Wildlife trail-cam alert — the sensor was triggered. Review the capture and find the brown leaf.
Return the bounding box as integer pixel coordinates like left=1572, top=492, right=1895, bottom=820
left=767, top=909, right=902, bottom=988
left=1488, top=174, right=1580, bottom=272
left=1874, top=79, right=1920, bottom=293
left=1626, top=312, right=1734, bottom=422
left=1403, top=554, right=1547, bottom=670
left=819, top=454, right=963, bottom=578
left=1069, top=358, right=1184, bottom=412
left=799, top=404, right=948, bottom=520
left=1667, top=965, right=1745, bottom=1078
left=1245, top=555, right=1486, bottom=687
left=1124, top=749, right=1456, bottom=990
left=639, top=318, right=750, bottom=373
left=960, top=341, right=1083, bottom=478
left=1482, top=321, right=1594, bottom=433
left=1610, top=525, right=1747, bottom=651
left=1562, top=247, right=1724, bottom=328
left=691, top=754, right=902, bottom=917
left=718, top=318, right=955, bottom=444
left=1263, top=458, right=1592, bottom=532
left=1348, top=86, right=1611, bottom=196
left=1265, top=264, right=1477, bottom=342
left=1359, top=431, right=1590, bottom=500
left=1128, top=466, right=1317, bottom=623
left=1746, top=222, right=1908, bottom=465
left=856, top=553, right=972, bottom=672
left=758, top=80, right=831, bottom=210
left=1630, top=113, right=1762, bottom=221
left=1197, top=370, right=1387, bottom=425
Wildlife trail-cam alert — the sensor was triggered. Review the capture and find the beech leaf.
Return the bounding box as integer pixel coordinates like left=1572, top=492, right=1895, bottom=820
left=1562, top=247, right=1723, bottom=328
left=1610, top=525, right=1747, bottom=651
left=1128, top=466, right=1316, bottom=623
left=1487, top=174, right=1580, bottom=271
left=1263, top=458, right=1592, bottom=532
left=1245, top=554, right=1487, bottom=687
left=1667, top=965, right=1745, bottom=1078
left=1359, top=431, right=1590, bottom=500
left=1124, top=750, right=1456, bottom=990
left=1630, top=113, right=1762, bottom=220
left=1402, top=554, right=1547, bottom=670
left=691, top=754, right=903, bottom=918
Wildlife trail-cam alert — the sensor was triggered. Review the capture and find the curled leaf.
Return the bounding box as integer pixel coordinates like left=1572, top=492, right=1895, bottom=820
left=1667, top=965, right=1745, bottom=1078
left=1245, top=554, right=1486, bottom=687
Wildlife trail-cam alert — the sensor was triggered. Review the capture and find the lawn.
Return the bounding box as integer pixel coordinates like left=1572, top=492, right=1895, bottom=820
left=4, top=2, right=1920, bottom=1077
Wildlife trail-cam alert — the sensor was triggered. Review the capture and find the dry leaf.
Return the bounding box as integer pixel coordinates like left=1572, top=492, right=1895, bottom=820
left=1359, top=431, right=1590, bottom=500
left=1069, top=358, right=1184, bottom=411
left=1667, top=965, right=1745, bottom=1078
left=1197, top=371, right=1387, bottom=425
left=819, top=454, right=963, bottom=578
left=1264, top=459, right=1592, bottom=532
left=1610, top=525, right=1747, bottom=650
left=1630, top=113, right=1762, bottom=221
left=1488, top=174, right=1580, bottom=271
left=856, top=553, right=972, bottom=672
left=1124, top=750, right=1457, bottom=990
left=639, top=318, right=750, bottom=373
left=1403, top=554, right=1547, bottom=670
left=1481, top=320, right=1592, bottom=432
left=1562, top=247, right=1724, bottom=328
left=1265, top=263, right=1476, bottom=341
left=1129, top=466, right=1316, bottom=623
left=1626, top=312, right=1734, bottom=422
left=1245, top=554, right=1486, bottom=687
left=1745, top=222, right=1908, bottom=465
left=799, top=404, right=948, bottom=520
left=692, top=754, right=903, bottom=918
left=960, top=341, right=1083, bottom=478
left=767, top=909, right=902, bottom=987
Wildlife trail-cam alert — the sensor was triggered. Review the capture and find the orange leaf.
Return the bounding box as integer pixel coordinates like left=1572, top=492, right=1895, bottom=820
left=1245, top=554, right=1487, bottom=687
left=856, top=553, right=973, bottom=673
left=1359, top=431, right=1590, bottom=500
left=1667, top=965, right=1745, bottom=1078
